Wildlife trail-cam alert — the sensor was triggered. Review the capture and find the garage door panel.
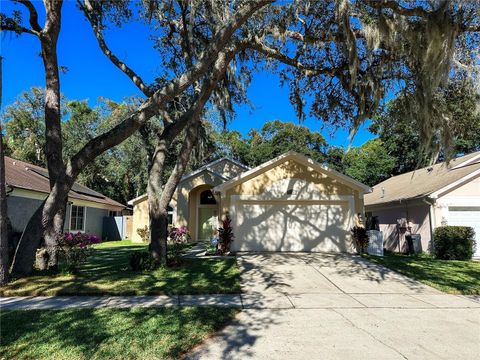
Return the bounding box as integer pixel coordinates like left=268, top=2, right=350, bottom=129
left=233, top=202, right=351, bottom=252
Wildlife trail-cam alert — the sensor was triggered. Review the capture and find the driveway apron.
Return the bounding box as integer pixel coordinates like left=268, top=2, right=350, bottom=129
left=188, top=253, right=480, bottom=359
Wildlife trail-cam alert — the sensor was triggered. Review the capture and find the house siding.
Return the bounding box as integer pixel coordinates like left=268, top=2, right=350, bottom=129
left=6, top=195, right=44, bottom=233
left=433, top=175, right=480, bottom=227
left=366, top=202, right=432, bottom=252
left=7, top=193, right=114, bottom=239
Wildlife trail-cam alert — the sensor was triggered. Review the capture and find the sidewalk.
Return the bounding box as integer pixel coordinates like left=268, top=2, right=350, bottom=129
left=1, top=294, right=242, bottom=310
left=2, top=292, right=479, bottom=310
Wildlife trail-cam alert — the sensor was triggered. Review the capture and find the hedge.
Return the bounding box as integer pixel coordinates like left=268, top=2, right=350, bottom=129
left=433, top=226, right=476, bottom=260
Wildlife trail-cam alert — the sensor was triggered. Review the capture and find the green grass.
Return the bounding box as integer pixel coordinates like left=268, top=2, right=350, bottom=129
left=363, top=252, right=480, bottom=295
left=0, top=307, right=238, bottom=360
left=1, top=241, right=240, bottom=296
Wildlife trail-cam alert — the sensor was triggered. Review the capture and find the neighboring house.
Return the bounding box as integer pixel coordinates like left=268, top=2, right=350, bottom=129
left=5, top=156, right=125, bottom=239
left=130, top=151, right=371, bottom=252
left=365, top=151, right=480, bottom=257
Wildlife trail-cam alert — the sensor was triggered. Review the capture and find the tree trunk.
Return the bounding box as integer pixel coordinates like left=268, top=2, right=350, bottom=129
left=9, top=202, right=44, bottom=275
left=10, top=183, right=69, bottom=276
left=0, top=124, right=9, bottom=285
left=0, top=56, right=9, bottom=283
left=10, top=0, right=66, bottom=274
left=43, top=189, right=68, bottom=269
left=149, top=120, right=200, bottom=264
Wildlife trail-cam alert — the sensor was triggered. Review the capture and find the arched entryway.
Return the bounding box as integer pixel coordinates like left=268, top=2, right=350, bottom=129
left=188, top=185, right=220, bottom=240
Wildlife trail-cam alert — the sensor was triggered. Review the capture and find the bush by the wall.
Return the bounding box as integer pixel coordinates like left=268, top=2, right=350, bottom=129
left=136, top=226, right=150, bottom=243
left=433, top=226, right=476, bottom=260
left=129, top=251, right=157, bottom=271
left=351, top=226, right=369, bottom=253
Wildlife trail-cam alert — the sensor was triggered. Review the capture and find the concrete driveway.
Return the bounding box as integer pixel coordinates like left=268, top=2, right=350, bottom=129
left=188, top=253, right=480, bottom=359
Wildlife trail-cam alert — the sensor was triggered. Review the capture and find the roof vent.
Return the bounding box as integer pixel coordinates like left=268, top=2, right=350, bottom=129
left=426, top=166, right=433, bottom=172
left=381, top=187, right=385, bottom=198
left=12, top=161, right=16, bottom=166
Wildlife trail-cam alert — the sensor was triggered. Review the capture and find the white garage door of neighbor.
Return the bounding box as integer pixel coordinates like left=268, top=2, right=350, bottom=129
left=448, top=207, right=480, bottom=258
left=232, top=201, right=351, bottom=252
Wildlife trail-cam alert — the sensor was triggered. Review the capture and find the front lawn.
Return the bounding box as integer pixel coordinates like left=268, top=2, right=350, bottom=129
left=0, top=307, right=238, bottom=360
left=0, top=241, right=240, bottom=296
left=363, top=252, right=480, bottom=295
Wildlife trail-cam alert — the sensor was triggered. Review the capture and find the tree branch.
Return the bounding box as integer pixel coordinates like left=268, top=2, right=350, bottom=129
left=15, top=0, right=42, bottom=33
left=68, top=0, right=273, bottom=178
left=247, top=38, right=341, bottom=76
left=79, top=0, right=153, bottom=97
left=0, top=22, right=37, bottom=36
left=460, top=24, right=480, bottom=32
left=364, top=0, right=429, bottom=18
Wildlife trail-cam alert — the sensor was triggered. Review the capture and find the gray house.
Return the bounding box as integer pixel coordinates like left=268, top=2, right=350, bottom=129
left=5, top=156, right=125, bottom=239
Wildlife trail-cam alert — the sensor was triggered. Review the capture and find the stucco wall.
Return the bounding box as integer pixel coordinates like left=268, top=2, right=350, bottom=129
left=8, top=195, right=110, bottom=238
left=223, top=159, right=364, bottom=217
left=131, top=200, right=150, bottom=243
left=84, top=207, right=109, bottom=237
left=433, top=175, right=480, bottom=227
left=366, top=202, right=432, bottom=252
left=7, top=196, right=44, bottom=233
left=209, top=160, right=246, bottom=179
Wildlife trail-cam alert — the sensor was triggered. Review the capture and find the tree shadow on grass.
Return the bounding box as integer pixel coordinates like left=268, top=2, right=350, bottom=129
left=1, top=245, right=242, bottom=296
left=363, top=254, right=480, bottom=294
left=0, top=307, right=238, bottom=360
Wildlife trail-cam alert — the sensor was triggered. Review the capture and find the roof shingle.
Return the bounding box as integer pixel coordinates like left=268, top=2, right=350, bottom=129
left=5, top=156, right=124, bottom=209
left=365, top=151, right=480, bottom=206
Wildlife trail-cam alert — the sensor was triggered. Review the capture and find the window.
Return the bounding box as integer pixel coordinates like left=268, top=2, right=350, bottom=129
left=109, top=210, right=119, bottom=217
left=199, top=190, right=217, bottom=205
left=167, top=205, right=174, bottom=225
left=70, top=205, right=85, bottom=231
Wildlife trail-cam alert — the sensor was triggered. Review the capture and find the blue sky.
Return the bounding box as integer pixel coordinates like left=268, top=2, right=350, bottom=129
left=1, top=1, right=374, bottom=147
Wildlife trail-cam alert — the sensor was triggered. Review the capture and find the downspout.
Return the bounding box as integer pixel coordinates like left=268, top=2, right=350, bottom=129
left=423, top=196, right=437, bottom=253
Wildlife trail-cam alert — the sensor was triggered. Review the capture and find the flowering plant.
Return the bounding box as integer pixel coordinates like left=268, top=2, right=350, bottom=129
left=168, top=226, right=191, bottom=266
left=58, top=232, right=101, bottom=273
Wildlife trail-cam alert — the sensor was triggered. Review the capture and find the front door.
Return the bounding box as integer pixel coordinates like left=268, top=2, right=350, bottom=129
left=198, top=207, right=218, bottom=241
left=197, top=188, right=219, bottom=241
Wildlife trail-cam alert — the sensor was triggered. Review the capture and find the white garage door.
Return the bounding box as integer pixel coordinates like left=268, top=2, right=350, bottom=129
left=232, top=201, right=352, bottom=252
left=448, top=207, right=480, bottom=258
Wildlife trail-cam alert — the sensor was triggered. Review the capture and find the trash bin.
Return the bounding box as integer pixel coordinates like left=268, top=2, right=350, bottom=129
left=406, top=234, right=422, bottom=254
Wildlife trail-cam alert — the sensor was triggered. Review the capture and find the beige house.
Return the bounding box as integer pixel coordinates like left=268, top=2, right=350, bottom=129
left=365, top=151, right=480, bottom=257
left=130, top=151, right=371, bottom=252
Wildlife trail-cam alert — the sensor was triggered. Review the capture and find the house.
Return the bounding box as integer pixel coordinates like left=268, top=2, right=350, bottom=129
left=5, top=156, right=125, bottom=239
left=365, top=151, right=480, bottom=257
left=130, top=151, right=371, bottom=252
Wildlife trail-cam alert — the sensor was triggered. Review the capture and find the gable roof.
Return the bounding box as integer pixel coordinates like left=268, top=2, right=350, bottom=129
left=179, top=157, right=249, bottom=183
left=214, top=151, right=372, bottom=193
left=5, top=156, right=125, bottom=209
left=365, top=151, right=480, bottom=206
left=127, top=157, right=249, bottom=206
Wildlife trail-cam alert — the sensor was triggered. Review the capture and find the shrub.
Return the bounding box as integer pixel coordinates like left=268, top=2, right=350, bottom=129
left=433, top=226, right=476, bottom=260
left=218, top=215, right=234, bottom=255
left=136, top=226, right=150, bottom=243
left=168, top=226, right=191, bottom=266
left=351, top=226, right=369, bottom=253
left=129, top=251, right=157, bottom=271
left=57, top=232, right=101, bottom=273
left=205, top=237, right=219, bottom=256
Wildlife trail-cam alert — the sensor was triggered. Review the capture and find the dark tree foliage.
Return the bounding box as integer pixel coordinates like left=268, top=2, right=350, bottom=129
left=371, top=79, right=480, bottom=174
left=215, top=120, right=328, bottom=167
